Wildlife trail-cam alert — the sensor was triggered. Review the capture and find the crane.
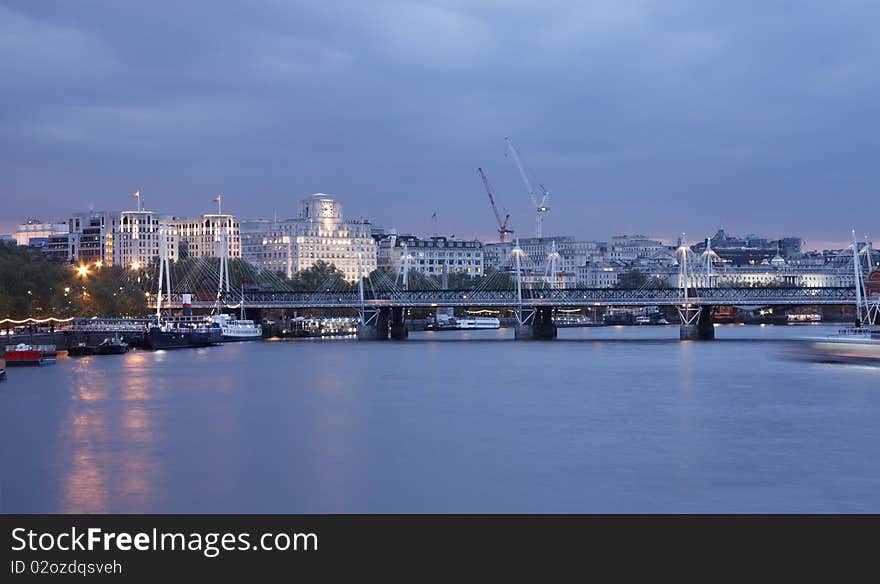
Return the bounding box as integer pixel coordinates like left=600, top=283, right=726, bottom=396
left=505, top=137, right=550, bottom=238
left=478, top=167, right=513, bottom=243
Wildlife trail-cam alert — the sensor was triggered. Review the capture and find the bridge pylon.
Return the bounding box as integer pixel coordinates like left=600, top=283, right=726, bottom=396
left=677, top=233, right=714, bottom=340
left=511, top=239, right=557, bottom=339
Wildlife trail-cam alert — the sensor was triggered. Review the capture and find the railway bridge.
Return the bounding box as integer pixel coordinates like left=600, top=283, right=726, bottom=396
left=154, top=286, right=858, bottom=341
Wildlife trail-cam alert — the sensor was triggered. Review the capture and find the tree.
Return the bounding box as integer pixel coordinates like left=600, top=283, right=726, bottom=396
left=291, top=261, right=353, bottom=292
left=0, top=241, right=69, bottom=319
left=615, top=269, right=670, bottom=289
left=615, top=269, right=647, bottom=289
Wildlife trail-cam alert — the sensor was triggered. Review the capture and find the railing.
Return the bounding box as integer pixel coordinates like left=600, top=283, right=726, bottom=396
left=149, top=287, right=857, bottom=309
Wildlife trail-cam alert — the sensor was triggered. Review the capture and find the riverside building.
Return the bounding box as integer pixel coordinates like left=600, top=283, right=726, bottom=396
left=241, top=194, right=377, bottom=282
left=169, top=214, right=241, bottom=260
left=377, top=234, right=484, bottom=277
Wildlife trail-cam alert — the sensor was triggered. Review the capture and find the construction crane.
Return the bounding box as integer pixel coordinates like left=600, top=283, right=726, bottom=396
left=505, top=137, right=550, bottom=238
left=478, top=167, right=513, bottom=243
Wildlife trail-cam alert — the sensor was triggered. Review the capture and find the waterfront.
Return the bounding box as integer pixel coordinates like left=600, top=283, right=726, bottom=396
left=1, top=324, right=878, bottom=513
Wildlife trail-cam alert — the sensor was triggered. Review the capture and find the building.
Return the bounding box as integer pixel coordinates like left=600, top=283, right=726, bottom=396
left=377, top=234, right=483, bottom=277
left=691, top=229, right=803, bottom=265
left=14, top=219, right=68, bottom=246
left=241, top=219, right=293, bottom=276
left=484, top=236, right=602, bottom=274
left=519, top=270, right=578, bottom=289
left=69, top=211, right=116, bottom=265
left=111, top=209, right=178, bottom=269
left=242, top=194, right=377, bottom=282
left=578, top=262, right=625, bottom=288
left=170, top=214, right=241, bottom=260
left=605, top=235, right=670, bottom=262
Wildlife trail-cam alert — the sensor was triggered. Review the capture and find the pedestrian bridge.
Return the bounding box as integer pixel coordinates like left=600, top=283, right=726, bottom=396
left=156, top=286, right=856, bottom=310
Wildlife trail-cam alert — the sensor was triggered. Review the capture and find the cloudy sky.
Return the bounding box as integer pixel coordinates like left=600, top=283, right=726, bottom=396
left=2, top=0, right=878, bottom=247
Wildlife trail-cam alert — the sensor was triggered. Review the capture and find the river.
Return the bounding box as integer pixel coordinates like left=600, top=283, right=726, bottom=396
left=1, top=324, right=878, bottom=513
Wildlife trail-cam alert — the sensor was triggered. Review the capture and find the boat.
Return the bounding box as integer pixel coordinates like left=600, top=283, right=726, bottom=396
left=791, top=241, right=880, bottom=364
left=67, top=341, right=95, bottom=356
left=5, top=343, right=57, bottom=366
left=143, top=319, right=223, bottom=350
left=787, top=313, right=822, bottom=323
left=554, top=313, right=604, bottom=327
left=211, top=313, right=262, bottom=342
left=94, top=337, right=129, bottom=355
left=792, top=331, right=880, bottom=365
left=424, top=315, right=500, bottom=330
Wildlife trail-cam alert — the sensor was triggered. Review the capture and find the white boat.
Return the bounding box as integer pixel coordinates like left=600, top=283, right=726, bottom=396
left=456, top=316, right=501, bottom=329
left=211, top=313, right=262, bottom=342
left=793, top=331, right=880, bottom=365
left=425, top=315, right=500, bottom=330
left=210, top=284, right=262, bottom=341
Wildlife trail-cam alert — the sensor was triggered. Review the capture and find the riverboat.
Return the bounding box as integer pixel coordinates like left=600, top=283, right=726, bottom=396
left=5, top=343, right=57, bottom=366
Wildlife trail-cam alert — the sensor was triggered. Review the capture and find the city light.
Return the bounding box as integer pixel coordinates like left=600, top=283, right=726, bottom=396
left=76, top=265, right=89, bottom=277
left=95, top=260, right=103, bottom=268
left=131, top=261, right=142, bottom=271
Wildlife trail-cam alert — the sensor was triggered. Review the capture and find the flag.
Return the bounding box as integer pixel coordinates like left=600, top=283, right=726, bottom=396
left=214, top=195, right=222, bottom=203
left=133, top=190, right=140, bottom=198
left=431, top=212, right=436, bottom=218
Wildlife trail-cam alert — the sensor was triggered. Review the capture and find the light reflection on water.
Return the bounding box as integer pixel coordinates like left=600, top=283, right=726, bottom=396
left=1, top=324, right=879, bottom=513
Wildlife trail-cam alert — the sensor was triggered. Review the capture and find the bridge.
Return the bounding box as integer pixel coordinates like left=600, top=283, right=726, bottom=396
left=148, top=286, right=860, bottom=342
left=160, top=286, right=856, bottom=310
left=142, top=235, right=875, bottom=342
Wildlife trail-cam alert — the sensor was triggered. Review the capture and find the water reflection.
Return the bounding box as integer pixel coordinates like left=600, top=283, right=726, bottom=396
left=61, top=351, right=159, bottom=512
left=3, top=324, right=878, bottom=512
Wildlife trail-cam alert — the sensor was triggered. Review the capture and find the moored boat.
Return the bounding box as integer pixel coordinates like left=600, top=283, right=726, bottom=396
left=67, top=341, right=95, bottom=356
left=5, top=343, right=57, bottom=366
left=144, top=319, right=223, bottom=350
left=94, top=337, right=129, bottom=355
left=211, top=313, right=262, bottom=342
left=424, top=315, right=500, bottom=330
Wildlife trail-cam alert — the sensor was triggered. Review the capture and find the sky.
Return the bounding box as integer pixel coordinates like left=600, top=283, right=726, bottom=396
left=1, top=0, right=879, bottom=248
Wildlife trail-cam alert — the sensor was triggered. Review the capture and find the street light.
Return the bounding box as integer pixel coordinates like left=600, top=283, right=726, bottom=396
left=131, top=261, right=142, bottom=271
left=94, top=260, right=103, bottom=268
left=76, top=265, right=89, bottom=278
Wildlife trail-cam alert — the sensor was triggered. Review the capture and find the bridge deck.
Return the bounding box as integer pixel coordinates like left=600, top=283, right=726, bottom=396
left=151, top=287, right=857, bottom=309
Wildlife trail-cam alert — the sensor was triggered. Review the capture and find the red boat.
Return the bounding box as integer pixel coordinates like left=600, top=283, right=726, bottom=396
left=4, top=344, right=57, bottom=366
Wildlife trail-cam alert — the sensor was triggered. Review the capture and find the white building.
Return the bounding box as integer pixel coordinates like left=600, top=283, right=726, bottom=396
left=241, top=219, right=293, bottom=276
left=578, top=263, right=624, bottom=288
left=170, top=214, right=241, bottom=260
left=377, top=235, right=483, bottom=277
left=112, top=210, right=178, bottom=269
left=14, top=219, right=68, bottom=246
left=242, top=194, right=377, bottom=282
left=484, top=236, right=602, bottom=274
left=605, top=235, right=670, bottom=262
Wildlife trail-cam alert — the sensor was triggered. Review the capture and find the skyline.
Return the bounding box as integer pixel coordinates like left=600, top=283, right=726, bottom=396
left=2, top=1, right=879, bottom=245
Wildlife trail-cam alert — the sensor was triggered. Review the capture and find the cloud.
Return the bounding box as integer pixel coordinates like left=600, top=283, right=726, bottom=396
left=1, top=0, right=878, bottom=244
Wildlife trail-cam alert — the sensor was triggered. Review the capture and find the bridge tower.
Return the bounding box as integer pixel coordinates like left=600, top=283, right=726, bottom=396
left=215, top=224, right=231, bottom=314
left=852, top=231, right=879, bottom=327
left=513, top=238, right=557, bottom=340
left=677, top=233, right=714, bottom=340
left=155, top=224, right=172, bottom=322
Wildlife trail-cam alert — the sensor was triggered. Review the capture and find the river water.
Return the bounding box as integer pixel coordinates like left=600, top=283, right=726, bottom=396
left=1, top=324, right=878, bottom=513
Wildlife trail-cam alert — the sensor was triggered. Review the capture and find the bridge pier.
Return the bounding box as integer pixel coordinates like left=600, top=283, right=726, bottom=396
left=358, top=307, right=390, bottom=341
left=680, top=306, right=715, bottom=341
left=390, top=307, right=408, bottom=340
left=515, top=307, right=558, bottom=340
